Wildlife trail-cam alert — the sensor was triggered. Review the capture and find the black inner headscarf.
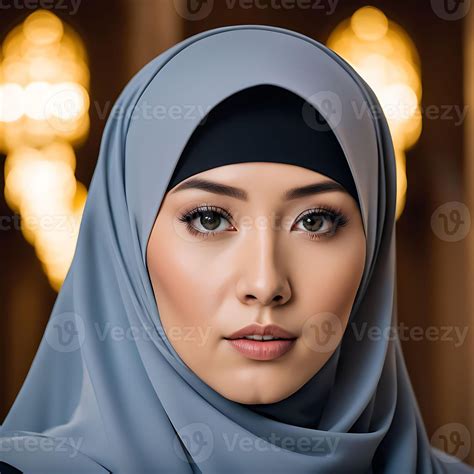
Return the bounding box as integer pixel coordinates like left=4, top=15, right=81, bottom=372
left=166, top=84, right=360, bottom=209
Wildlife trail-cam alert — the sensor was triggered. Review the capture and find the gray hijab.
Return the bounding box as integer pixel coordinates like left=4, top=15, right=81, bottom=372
left=1, top=25, right=472, bottom=473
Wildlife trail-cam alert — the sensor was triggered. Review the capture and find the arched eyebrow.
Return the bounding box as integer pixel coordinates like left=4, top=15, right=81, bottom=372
left=169, top=178, right=348, bottom=201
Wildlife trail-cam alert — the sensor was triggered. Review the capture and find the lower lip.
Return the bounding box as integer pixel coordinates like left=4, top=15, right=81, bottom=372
left=226, top=338, right=296, bottom=361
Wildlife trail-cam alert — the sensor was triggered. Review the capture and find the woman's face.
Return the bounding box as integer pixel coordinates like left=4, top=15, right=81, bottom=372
left=146, top=162, right=366, bottom=404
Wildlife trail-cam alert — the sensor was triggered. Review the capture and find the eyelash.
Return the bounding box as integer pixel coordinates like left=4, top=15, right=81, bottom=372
left=178, top=204, right=349, bottom=241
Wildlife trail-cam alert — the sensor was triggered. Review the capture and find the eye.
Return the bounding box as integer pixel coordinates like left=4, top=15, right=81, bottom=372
left=292, top=207, right=349, bottom=241
left=178, top=204, right=349, bottom=240
left=178, top=205, right=235, bottom=238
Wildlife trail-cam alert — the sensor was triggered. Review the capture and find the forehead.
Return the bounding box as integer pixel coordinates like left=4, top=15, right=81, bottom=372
left=178, top=163, right=331, bottom=181
left=166, top=164, right=355, bottom=212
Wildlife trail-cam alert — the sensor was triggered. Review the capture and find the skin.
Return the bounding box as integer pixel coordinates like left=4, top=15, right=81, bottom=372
left=146, top=162, right=366, bottom=405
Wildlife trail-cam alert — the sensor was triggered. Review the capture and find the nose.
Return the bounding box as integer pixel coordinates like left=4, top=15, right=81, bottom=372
left=235, top=230, right=291, bottom=307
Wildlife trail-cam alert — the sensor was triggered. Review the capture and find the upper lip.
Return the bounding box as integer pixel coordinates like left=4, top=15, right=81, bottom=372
left=225, top=323, right=297, bottom=340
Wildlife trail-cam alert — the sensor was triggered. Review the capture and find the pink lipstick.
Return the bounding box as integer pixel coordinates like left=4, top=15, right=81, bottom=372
left=224, top=323, right=297, bottom=361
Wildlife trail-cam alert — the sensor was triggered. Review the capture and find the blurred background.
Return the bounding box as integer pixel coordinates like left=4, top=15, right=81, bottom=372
left=0, top=0, right=472, bottom=465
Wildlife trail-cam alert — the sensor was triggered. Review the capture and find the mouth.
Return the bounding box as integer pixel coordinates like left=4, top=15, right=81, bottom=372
left=224, top=337, right=297, bottom=361
left=223, top=323, right=297, bottom=361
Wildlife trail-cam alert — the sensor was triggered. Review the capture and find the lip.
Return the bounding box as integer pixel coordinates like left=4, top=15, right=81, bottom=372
left=224, top=323, right=297, bottom=361
left=225, top=323, right=297, bottom=340
left=226, top=338, right=296, bottom=361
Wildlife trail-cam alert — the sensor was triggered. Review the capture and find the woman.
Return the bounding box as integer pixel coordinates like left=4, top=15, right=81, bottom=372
left=0, top=25, right=472, bottom=473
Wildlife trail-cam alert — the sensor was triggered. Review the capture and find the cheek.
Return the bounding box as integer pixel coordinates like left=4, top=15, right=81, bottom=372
left=147, top=227, right=216, bottom=329
left=297, top=236, right=366, bottom=319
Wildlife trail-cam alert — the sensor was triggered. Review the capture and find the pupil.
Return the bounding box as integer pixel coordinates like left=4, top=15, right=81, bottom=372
left=303, top=215, right=324, bottom=232
left=201, top=211, right=220, bottom=230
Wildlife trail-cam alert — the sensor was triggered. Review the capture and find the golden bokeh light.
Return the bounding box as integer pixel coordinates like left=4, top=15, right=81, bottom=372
left=23, top=10, right=64, bottom=46
left=0, top=83, right=24, bottom=122
left=327, top=5, right=422, bottom=219
left=351, top=6, right=389, bottom=41
left=0, top=10, right=90, bottom=291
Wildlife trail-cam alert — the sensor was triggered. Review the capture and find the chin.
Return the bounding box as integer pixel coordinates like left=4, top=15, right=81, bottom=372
left=217, top=380, right=297, bottom=405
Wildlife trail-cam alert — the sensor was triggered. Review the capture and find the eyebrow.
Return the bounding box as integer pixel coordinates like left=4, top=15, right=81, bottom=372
left=169, top=178, right=348, bottom=201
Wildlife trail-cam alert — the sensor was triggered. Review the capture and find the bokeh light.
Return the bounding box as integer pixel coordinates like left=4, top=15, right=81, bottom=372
left=327, top=5, right=422, bottom=219
left=0, top=10, right=90, bottom=291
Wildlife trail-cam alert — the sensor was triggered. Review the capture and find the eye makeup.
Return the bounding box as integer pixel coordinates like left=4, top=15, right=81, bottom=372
left=177, top=203, right=349, bottom=241
left=293, top=205, right=349, bottom=241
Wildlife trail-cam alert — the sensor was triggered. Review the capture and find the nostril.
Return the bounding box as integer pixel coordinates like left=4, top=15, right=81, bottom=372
left=243, top=293, right=285, bottom=304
